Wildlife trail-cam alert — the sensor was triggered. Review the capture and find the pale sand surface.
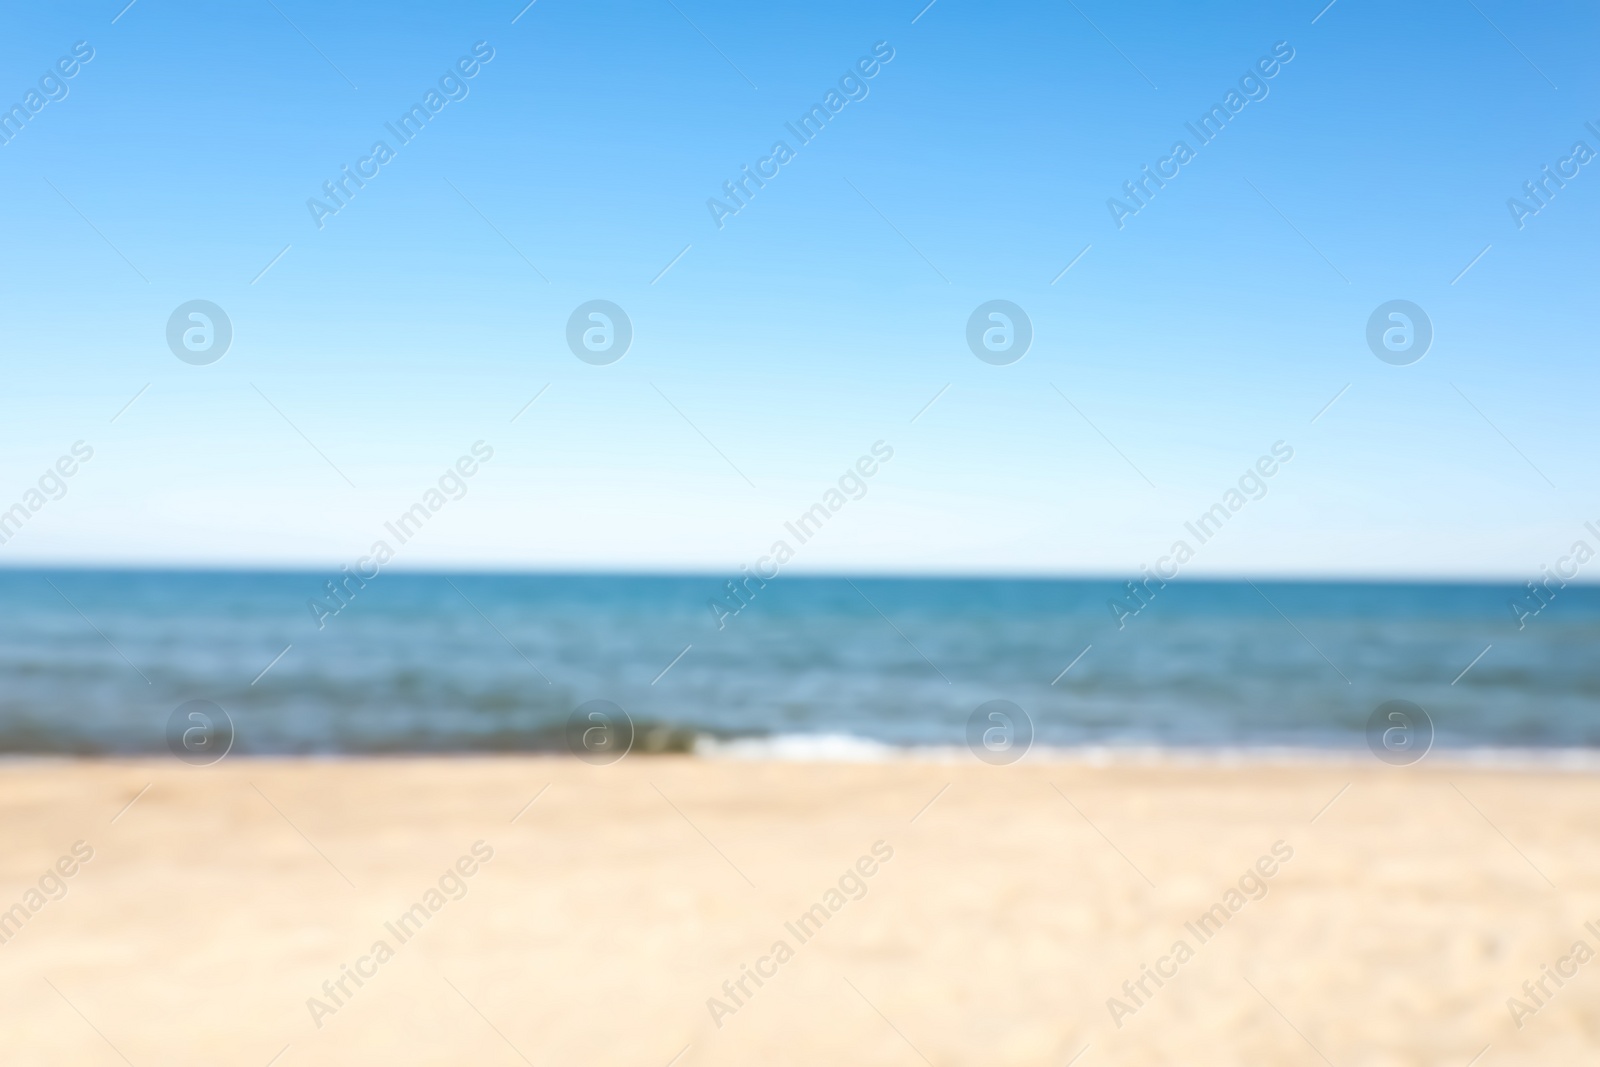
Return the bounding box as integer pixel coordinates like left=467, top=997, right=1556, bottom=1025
left=2, top=757, right=1598, bottom=1065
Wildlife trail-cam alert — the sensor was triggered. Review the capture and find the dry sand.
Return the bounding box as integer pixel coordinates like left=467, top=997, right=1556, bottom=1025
left=1, top=756, right=1597, bottom=1065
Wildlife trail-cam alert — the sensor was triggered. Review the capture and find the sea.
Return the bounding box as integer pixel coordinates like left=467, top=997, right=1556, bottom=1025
left=2, top=570, right=1596, bottom=759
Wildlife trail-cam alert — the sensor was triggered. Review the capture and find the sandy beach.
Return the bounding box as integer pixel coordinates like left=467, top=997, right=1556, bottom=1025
left=2, top=756, right=1597, bottom=1065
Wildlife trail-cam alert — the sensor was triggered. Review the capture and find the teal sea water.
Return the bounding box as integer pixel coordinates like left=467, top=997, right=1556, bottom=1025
left=2, top=570, right=1596, bottom=755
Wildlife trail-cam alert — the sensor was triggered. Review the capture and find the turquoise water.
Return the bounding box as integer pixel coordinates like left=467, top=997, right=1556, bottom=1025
left=2, top=570, right=1596, bottom=754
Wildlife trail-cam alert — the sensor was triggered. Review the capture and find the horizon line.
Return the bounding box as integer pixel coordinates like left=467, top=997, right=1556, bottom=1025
left=0, top=563, right=1578, bottom=587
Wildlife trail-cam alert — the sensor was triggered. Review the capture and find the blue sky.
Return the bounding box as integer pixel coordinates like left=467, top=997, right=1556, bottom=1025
left=1, top=0, right=1596, bottom=576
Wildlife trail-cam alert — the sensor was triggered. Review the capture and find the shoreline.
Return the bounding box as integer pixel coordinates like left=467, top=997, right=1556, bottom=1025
left=5, top=743, right=1600, bottom=770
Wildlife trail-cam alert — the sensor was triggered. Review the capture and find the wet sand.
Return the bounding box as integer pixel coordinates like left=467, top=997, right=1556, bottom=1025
left=1, top=756, right=1597, bottom=1065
